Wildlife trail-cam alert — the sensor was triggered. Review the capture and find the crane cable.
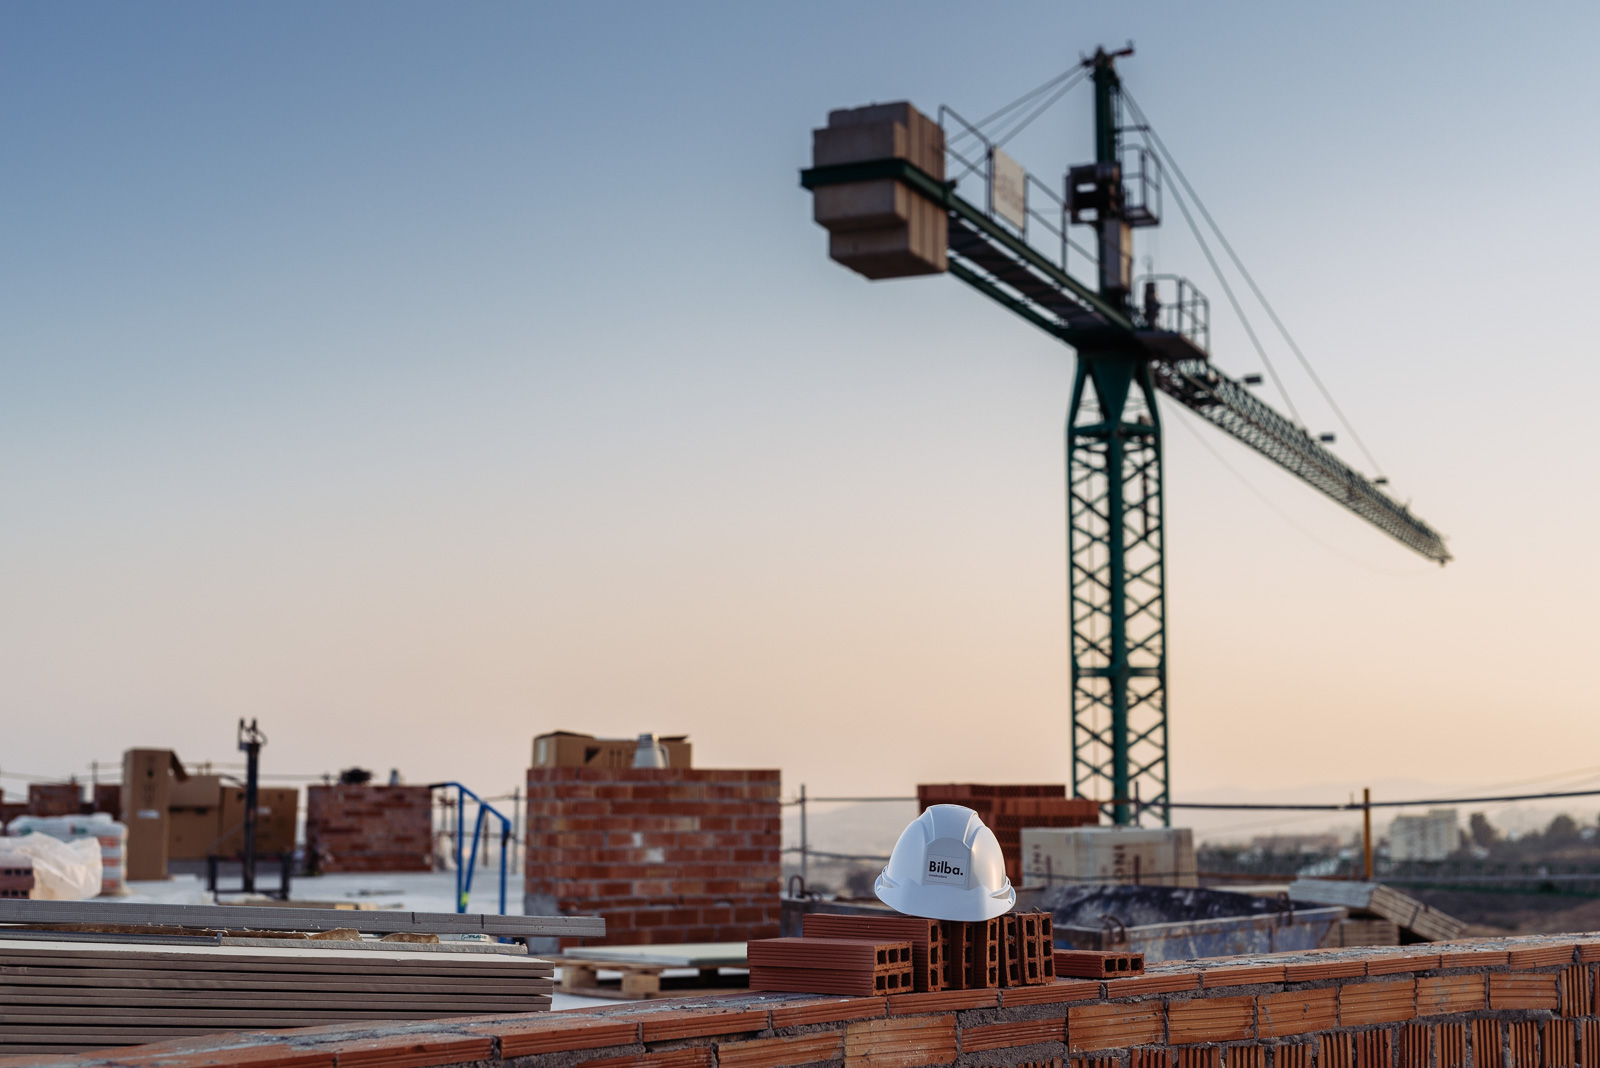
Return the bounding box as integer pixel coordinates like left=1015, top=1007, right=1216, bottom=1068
left=1136, top=127, right=1306, bottom=427
left=1122, top=90, right=1389, bottom=481
left=991, top=69, right=1090, bottom=148
left=951, top=64, right=1085, bottom=144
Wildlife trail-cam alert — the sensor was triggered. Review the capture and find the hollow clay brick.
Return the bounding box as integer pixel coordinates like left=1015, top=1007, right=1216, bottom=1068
left=1369, top=954, right=1442, bottom=976
left=843, top=1015, right=958, bottom=1068
left=1509, top=945, right=1576, bottom=970
left=1069, top=1002, right=1165, bottom=1052
left=1167, top=996, right=1256, bottom=1044
left=638, top=1008, right=770, bottom=1042
left=888, top=988, right=999, bottom=1014
left=481, top=1018, right=642, bottom=1057
left=1000, top=980, right=1104, bottom=1007
left=1398, top=1024, right=1432, bottom=1068
left=1203, top=964, right=1286, bottom=988
left=1491, top=974, right=1560, bottom=1012
left=717, top=1031, right=845, bottom=1068
left=1476, top=1019, right=1505, bottom=1068
left=1418, top=974, right=1488, bottom=1016
left=960, top=1018, right=1067, bottom=1052
left=1108, top=973, right=1201, bottom=998
left=1275, top=1043, right=1313, bottom=1068
left=1259, top=988, right=1339, bottom=1038
left=579, top=1049, right=714, bottom=1068
left=1228, top=1044, right=1265, bottom=1068
left=1176, top=1048, right=1220, bottom=1068
left=1547, top=1020, right=1576, bottom=1068
left=1557, top=967, right=1592, bottom=1018
left=311, top=1033, right=495, bottom=1068
left=1440, top=1022, right=1469, bottom=1068
left=1510, top=1021, right=1539, bottom=1068
left=1341, top=978, right=1417, bottom=1025
left=1352, top=1029, right=1391, bottom=1068
left=1319, top=1033, right=1352, bottom=1068
left=769, top=996, right=887, bottom=1029
left=1443, top=950, right=1511, bottom=970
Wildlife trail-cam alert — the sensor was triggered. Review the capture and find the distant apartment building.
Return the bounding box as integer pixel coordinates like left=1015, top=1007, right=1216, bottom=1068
left=1389, top=808, right=1459, bottom=861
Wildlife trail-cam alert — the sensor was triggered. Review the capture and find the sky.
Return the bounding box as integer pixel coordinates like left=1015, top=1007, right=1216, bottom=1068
left=3, top=2, right=1598, bottom=837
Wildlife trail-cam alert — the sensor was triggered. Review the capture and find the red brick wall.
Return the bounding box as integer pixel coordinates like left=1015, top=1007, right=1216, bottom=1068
left=28, top=782, right=82, bottom=816
left=305, top=784, right=432, bottom=873
left=919, top=784, right=1099, bottom=882
left=525, top=766, right=781, bottom=947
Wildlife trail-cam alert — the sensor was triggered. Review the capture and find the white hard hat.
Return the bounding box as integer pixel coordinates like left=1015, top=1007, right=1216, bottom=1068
left=874, top=804, right=1016, bottom=921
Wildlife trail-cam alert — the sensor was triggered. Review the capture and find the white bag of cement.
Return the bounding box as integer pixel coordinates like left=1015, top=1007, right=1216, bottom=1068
left=3, top=833, right=102, bottom=900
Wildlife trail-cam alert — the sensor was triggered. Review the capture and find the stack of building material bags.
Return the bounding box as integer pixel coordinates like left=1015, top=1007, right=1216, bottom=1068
left=7, top=813, right=128, bottom=896
left=0, top=935, right=553, bottom=1055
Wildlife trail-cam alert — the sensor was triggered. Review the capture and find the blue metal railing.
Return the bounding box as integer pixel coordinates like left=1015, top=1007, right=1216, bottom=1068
left=430, top=781, right=514, bottom=915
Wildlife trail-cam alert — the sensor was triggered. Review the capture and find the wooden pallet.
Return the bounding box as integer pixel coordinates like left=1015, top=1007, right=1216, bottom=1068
left=558, top=943, right=750, bottom=999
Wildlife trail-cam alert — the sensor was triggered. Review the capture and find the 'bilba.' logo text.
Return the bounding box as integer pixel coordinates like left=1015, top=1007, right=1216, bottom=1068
left=928, top=860, right=963, bottom=875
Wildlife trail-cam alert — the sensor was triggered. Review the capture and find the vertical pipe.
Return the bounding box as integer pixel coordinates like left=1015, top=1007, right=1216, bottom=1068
left=1362, top=787, right=1374, bottom=880
left=455, top=788, right=466, bottom=913
left=799, top=783, right=808, bottom=890
left=513, top=787, right=522, bottom=875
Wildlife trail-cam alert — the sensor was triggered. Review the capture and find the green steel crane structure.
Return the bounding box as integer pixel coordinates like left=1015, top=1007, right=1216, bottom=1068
left=801, top=47, right=1451, bottom=826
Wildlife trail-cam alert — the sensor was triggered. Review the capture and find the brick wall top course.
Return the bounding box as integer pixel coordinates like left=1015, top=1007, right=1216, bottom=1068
left=24, top=932, right=1600, bottom=1068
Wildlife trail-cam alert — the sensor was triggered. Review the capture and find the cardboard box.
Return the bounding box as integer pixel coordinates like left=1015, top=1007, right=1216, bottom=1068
left=216, top=787, right=298, bottom=856
left=168, top=807, right=222, bottom=860
left=532, top=731, right=692, bottom=770
left=120, top=749, right=187, bottom=882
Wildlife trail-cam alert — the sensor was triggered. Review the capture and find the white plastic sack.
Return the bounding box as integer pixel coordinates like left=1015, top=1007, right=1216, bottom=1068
left=3, top=834, right=102, bottom=900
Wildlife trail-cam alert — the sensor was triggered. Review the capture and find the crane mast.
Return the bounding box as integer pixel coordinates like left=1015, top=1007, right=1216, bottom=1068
left=1068, top=47, right=1167, bottom=826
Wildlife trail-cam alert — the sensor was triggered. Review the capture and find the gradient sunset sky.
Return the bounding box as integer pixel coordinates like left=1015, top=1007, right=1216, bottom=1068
left=3, top=2, right=1597, bottom=825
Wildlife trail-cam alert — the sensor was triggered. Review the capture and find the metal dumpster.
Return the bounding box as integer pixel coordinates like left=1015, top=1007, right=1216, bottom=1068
left=1024, top=885, right=1346, bottom=961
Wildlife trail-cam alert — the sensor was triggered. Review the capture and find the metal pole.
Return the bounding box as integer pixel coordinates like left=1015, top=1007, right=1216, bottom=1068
left=237, top=720, right=265, bottom=895
left=799, top=784, right=808, bottom=889
left=1362, top=787, right=1374, bottom=880
left=512, top=787, right=522, bottom=875
left=455, top=787, right=466, bottom=913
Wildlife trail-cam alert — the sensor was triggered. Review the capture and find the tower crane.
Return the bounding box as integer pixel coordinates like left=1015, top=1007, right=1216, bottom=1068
left=800, top=46, right=1450, bottom=826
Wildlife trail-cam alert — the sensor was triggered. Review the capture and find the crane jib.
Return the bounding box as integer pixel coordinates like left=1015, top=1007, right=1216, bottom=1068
left=803, top=159, right=1451, bottom=566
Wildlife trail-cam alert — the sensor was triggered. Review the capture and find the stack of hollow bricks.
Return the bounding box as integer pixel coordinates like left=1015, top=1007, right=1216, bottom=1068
left=525, top=766, right=781, bottom=947
left=33, top=934, right=1600, bottom=1068
left=918, top=785, right=1099, bottom=882
left=792, top=911, right=1056, bottom=994
left=304, top=784, right=433, bottom=873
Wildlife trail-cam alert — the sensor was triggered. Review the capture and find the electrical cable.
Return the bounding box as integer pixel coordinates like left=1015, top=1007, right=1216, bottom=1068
left=1141, top=133, right=1306, bottom=426
left=1123, top=90, right=1388, bottom=479
left=1148, top=785, right=1600, bottom=813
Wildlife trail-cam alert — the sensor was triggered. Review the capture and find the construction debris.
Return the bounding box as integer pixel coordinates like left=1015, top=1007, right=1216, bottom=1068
left=1289, top=879, right=1468, bottom=942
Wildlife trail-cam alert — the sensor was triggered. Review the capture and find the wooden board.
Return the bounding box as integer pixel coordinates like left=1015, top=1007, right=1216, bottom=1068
left=0, top=899, right=604, bottom=938
left=0, top=936, right=553, bottom=1053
